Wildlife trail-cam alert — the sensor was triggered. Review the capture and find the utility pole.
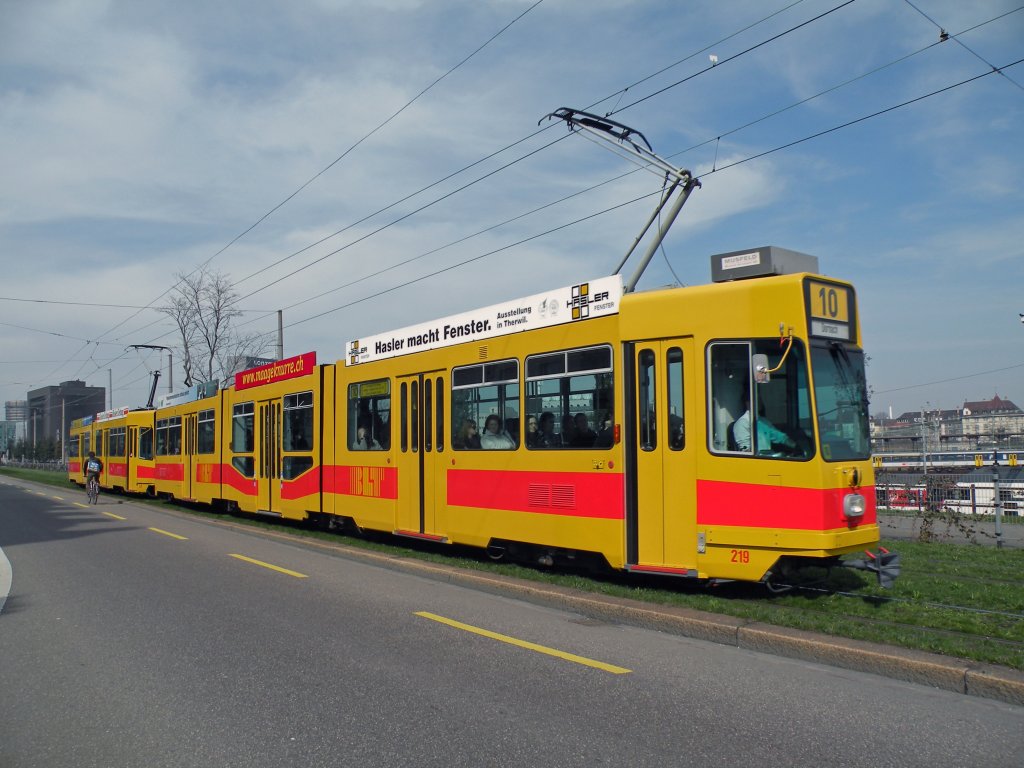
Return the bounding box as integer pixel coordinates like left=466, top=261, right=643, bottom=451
left=920, top=405, right=928, bottom=475
left=277, top=310, right=284, bottom=361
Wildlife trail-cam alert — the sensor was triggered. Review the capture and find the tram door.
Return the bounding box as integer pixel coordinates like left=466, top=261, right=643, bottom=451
left=626, top=338, right=697, bottom=570
left=396, top=371, right=445, bottom=538
left=183, top=412, right=197, bottom=499
left=127, top=425, right=138, bottom=486
left=256, top=399, right=282, bottom=513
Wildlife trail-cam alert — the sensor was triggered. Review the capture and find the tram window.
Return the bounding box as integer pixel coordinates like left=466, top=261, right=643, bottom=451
left=283, top=391, right=314, bottom=452
left=231, top=402, right=255, bottom=453
left=667, top=347, right=685, bottom=450
left=157, top=417, right=181, bottom=456
left=348, top=379, right=390, bottom=451
left=451, top=359, right=519, bottom=450
left=139, top=428, right=153, bottom=460
left=69, top=435, right=80, bottom=458
left=411, top=380, right=419, bottom=452
left=639, top=349, right=657, bottom=451
left=282, top=456, right=313, bottom=479
left=435, top=377, right=445, bottom=452
left=708, top=340, right=811, bottom=460
left=424, top=379, right=433, bottom=452
left=400, top=383, right=408, bottom=452
left=197, top=409, right=216, bottom=454
left=810, top=344, right=869, bottom=461
left=527, top=353, right=565, bottom=378
left=82, top=433, right=91, bottom=458
left=96, top=430, right=106, bottom=457
left=156, top=420, right=168, bottom=456
left=166, top=416, right=182, bottom=456
left=525, top=345, right=613, bottom=450
left=232, top=456, right=254, bottom=478
left=108, top=427, right=126, bottom=458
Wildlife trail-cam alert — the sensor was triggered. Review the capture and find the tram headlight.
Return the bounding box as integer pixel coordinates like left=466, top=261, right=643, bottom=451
left=844, top=492, right=866, bottom=519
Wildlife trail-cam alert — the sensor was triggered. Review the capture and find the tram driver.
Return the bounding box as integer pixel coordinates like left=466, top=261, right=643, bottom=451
left=733, top=392, right=796, bottom=455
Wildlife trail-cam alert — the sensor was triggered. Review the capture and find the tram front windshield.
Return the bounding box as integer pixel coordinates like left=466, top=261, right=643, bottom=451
left=810, top=343, right=870, bottom=461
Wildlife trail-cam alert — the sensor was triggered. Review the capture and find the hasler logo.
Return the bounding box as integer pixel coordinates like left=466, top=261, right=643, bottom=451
left=567, top=282, right=610, bottom=320
left=348, top=340, right=366, bottom=364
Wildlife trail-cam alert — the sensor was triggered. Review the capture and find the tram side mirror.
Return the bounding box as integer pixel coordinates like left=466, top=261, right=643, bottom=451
left=752, top=354, right=770, bottom=384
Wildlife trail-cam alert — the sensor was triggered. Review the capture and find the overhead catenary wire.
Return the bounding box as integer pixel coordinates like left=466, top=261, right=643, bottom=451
left=229, top=10, right=1020, bottom=326
left=222, top=0, right=855, bottom=306
left=710, top=55, right=1024, bottom=175
left=234, top=52, right=1024, bottom=340
left=901, top=0, right=1024, bottom=92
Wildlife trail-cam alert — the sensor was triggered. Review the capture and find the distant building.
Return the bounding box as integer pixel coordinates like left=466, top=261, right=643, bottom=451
left=0, top=420, right=22, bottom=457
left=5, top=400, right=28, bottom=421
left=961, top=395, right=1024, bottom=442
left=26, top=380, right=106, bottom=447
left=872, top=395, right=1024, bottom=452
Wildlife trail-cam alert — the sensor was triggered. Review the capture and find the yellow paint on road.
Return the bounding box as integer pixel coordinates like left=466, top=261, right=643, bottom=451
left=148, top=527, right=188, bottom=540
left=103, top=512, right=128, bottom=521
left=415, top=611, right=631, bottom=674
left=229, top=554, right=308, bottom=579
left=73, top=502, right=90, bottom=509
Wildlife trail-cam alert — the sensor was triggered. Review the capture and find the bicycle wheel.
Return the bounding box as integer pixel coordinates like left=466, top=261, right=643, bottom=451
left=87, top=479, right=98, bottom=504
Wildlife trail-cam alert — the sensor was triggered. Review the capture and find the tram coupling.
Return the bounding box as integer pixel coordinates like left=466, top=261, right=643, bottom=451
left=841, top=547, right=901, bottom=589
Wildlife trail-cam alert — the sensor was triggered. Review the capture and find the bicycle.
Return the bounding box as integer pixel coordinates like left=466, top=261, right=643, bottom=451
left=86, top=475, right=100, bottom=505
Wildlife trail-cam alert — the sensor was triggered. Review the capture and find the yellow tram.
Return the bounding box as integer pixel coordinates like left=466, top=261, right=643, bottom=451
left=332, top=247, right=879, bottom=584
left=69, top=407, right=156, bottom=496
left=67, top=246, right=888, bottom=586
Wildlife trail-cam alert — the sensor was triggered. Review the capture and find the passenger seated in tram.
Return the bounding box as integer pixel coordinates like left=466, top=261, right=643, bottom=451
left=570, top=412, right=597, bottom=448
left=560, top=414, right=576, bottom=446
left=481, top=414, right=516, bottom=449
left=352, top=424, right=381, bottom=450
left=525, top=415, right=542, bottom=448
left=454, top=418, right=481, bottom=450
left=534, top=412, right=558, bottom=448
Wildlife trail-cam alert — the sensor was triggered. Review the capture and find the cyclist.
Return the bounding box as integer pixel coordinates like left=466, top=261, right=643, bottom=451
left=84, top=450, right=103, bottom=503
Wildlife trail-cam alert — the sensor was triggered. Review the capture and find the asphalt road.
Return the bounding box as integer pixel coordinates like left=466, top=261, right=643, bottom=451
left=1, top=478, right=1022, bottom=768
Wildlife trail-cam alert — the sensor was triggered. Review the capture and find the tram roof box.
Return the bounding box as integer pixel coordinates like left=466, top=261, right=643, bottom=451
left=711, top=246, right=819, bottom=283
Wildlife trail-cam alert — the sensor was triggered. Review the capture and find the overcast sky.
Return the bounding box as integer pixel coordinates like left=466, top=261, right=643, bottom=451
left=2, top=0, right=1022, bottom=421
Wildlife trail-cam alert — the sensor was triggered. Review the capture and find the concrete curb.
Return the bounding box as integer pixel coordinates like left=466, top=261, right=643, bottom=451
left=5, top=474, right=1024, bottom=707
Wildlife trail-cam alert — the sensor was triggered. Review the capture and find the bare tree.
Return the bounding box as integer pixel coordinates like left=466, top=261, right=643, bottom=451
left=161, top=268, right=271, bottom=385
left=160, top=292, right=198, bottom=387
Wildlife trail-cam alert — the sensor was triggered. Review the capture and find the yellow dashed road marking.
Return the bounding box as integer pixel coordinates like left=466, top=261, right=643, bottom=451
left=416, top=611, right=631, bottom=674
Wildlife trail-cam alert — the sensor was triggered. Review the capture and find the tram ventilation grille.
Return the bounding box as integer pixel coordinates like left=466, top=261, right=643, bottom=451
left=528, top=483, right=577, bottom=509
left=478, top=346, right=488, bottom=360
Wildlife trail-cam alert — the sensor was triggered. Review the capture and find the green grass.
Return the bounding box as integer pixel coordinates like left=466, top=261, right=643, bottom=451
left=4, top=466, right=1022, bottom=670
